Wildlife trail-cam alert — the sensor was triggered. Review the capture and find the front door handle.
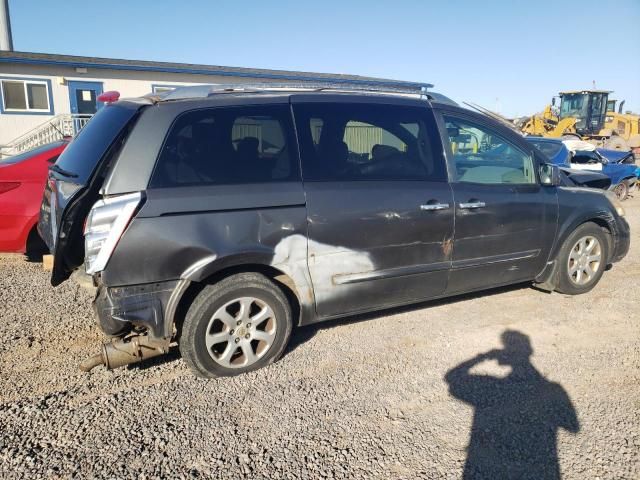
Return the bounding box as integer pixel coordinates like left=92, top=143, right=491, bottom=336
left=420, top=203, right=450, bottom=211
left=459, top=201, right=486, bottom=209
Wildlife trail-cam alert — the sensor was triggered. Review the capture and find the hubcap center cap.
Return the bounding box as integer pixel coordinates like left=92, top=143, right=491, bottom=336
left=236, top=325, right=248, bottom=338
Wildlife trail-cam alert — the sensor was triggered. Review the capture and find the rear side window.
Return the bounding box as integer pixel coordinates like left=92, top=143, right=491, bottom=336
left=293, top=103, right=446, bottom=182
left=54, top=104, right=138, bottom=184
left=150, top=104, right=298, bottom=188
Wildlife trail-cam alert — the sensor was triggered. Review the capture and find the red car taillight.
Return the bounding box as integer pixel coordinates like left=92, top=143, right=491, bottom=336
left=0, top=182, right=21, bottom=195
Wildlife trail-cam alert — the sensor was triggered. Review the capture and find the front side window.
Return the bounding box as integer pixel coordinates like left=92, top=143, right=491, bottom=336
left=150, top=105, right=298, bottom=187
left=294, top=103, right=445, bottom=182
left=444, top=116, right=536, bottom=185
left=0, top=78, right=52, bottom=113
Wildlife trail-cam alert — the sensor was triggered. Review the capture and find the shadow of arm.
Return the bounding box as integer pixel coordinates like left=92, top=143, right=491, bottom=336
left=445, top=351, right=497, bottom=404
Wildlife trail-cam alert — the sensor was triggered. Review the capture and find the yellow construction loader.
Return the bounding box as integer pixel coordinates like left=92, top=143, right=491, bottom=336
left=518, top=90, right=640, bottom=153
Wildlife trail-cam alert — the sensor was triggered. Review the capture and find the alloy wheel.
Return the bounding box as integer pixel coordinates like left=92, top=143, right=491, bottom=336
left=205, top=297, right=277, bottom=368
left=567, top=236, right=602, bottom=286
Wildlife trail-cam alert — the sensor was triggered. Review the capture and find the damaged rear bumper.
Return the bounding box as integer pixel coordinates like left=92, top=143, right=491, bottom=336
left=93, top=279, right=183, bottom=340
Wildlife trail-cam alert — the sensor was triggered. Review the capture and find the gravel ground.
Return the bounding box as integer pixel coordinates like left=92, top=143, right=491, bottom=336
left=1, top=195, right=639, bottom=479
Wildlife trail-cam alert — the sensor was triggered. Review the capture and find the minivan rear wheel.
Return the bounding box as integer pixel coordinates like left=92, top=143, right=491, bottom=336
left=180, top=272, right=292, bottom=378
left=555, top=222, right=609, bottom=295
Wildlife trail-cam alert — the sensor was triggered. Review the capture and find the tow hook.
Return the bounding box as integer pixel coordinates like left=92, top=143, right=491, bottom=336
left=80, top=335, right=169, bottom=372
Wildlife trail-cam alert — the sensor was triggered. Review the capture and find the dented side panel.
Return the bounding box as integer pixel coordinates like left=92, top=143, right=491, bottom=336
left=303, top=180, right=455, bottom=317
left=100, top=182, right=314, bottom=318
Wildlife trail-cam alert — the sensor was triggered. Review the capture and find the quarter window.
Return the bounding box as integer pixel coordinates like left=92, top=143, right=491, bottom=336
left=443, top=116, right=536, bottom=185
left=150, top=105, right=298, bottom=187
left=294, top=103, right=445, bottom=182
left=0, top=78, right=52, bottom=113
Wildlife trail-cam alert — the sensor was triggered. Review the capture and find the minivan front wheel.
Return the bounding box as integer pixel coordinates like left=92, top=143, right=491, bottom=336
left=556, top=222, right=609, bottom=295
left=181, top=272, right=293, bottom=378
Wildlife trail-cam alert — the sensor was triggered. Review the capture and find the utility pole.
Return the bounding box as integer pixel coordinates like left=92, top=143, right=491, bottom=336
left=0, top=0, right=13, bottom=51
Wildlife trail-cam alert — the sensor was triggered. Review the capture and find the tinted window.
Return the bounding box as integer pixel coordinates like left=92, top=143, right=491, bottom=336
left=444, top=116, right=536, bottom=185
left=294, top=103, right=445, bottom=182
left=54, top=104, right=138, bottom=184
left=150, top=105, right=298, bottom=187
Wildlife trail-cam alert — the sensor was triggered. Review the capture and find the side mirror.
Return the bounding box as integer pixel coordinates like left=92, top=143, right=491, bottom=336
left=447, top=126, right=460, bottom=138
left=551, top=97, right=556, bottom=106
left=540, top=163, right=561, bottom=186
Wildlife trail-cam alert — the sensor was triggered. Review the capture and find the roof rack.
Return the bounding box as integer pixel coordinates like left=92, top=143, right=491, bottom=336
left=160, top=80, right=435, bottom=101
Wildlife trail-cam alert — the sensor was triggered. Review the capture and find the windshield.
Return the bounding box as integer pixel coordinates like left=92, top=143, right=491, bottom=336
left=528, top=140, right=563, bottom=159
left=559, top=93, right=589, bottom=121
left=0, top=141, right=65, bottom=165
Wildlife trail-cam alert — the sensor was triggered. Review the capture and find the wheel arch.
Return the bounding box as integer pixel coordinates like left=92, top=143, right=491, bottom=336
left=167, top=261, right=307, bottom=343
left=537, top=214, right=615, bottom=291
left=555, top=214, right=614, bottom=261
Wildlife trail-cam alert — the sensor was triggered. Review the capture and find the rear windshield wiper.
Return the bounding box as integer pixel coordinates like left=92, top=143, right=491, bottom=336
left=50, top=164, right=79, bottom=178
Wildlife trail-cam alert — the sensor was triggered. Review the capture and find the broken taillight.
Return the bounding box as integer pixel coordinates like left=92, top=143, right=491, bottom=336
left=84, top=192, right=143, bottom=275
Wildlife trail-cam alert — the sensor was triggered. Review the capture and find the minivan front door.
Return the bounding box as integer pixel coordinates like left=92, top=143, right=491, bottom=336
left=293, top=99, right=453, bottom=318
left=438, top=111, right=558, bottom=294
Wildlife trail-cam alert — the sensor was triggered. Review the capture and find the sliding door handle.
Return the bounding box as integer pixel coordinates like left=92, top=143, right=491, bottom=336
left=420, top=203, right=450, bottom=211
left=459, top=201, right=486, bottom=209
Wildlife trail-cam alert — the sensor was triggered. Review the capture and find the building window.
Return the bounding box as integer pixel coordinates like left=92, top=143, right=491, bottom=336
left=0, top=78, right=53, bottom=114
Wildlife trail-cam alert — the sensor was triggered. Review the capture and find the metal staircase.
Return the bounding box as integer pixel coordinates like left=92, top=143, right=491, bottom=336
left=0, top=114, right=92, bottom=158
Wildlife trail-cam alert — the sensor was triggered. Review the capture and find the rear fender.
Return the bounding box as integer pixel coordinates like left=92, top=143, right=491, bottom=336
left=179, top=248, right=315, bottom=322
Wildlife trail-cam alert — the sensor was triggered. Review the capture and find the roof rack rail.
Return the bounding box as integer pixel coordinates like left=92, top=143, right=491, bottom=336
left=160, top=80, right=434, bottom=101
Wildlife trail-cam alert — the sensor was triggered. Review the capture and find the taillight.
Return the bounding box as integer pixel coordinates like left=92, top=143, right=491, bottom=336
left=0, top=182, right=21, bottom=194
left=84, top=192, right=142, bottom=275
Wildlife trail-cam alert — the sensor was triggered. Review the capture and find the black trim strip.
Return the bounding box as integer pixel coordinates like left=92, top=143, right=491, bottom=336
left=158, top=203, right=306, bottom=217
left=451, top=249, right=540, bottom=270
left=333, top=261, right=451, bottom=285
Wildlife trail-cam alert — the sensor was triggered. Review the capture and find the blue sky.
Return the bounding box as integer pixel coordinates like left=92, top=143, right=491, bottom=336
left=9, top=0, right=640, bottom=117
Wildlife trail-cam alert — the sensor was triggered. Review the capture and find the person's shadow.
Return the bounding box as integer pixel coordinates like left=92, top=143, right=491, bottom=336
left=444, top=330, right=579, bottom=480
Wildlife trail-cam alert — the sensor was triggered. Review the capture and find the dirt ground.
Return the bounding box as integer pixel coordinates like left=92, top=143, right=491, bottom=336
left=0, top=193, right=638, bottom=479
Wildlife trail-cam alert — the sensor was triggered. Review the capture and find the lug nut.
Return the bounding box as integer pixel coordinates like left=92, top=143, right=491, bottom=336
left=247, top=323, right=251, bottom=328
left=235, top=338, right=240, bottom=343
left=237, top=320, right=242, bottom=326
left=245, top=334, right=250, bottom=339
left=230, top=329, right=234, bottom=335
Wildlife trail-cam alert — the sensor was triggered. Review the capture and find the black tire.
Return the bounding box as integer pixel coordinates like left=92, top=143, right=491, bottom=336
left=25, top=226, right=48, bottom=262
left=180, top=272, right=292, bottom=378
left=612, top=182, right=629, bottom=201
left=555, top=222, right=609, bottom=295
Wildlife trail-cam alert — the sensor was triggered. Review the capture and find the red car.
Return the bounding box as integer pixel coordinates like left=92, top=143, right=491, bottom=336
left=0, top=141, right=68, bottom=257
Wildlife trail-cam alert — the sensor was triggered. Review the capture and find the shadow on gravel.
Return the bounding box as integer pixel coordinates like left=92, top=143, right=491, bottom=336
left=444, top=330, right=579, bottom=480
left=286, top=282, right=532, bottom=357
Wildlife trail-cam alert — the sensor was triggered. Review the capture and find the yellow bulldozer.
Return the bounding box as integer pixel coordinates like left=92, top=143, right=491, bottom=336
left=518, top=90, right=640, bottom=154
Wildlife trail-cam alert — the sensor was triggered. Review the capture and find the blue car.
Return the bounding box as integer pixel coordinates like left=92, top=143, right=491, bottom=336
left=570, top=149, right=638, bottom=200
left=597, top=148, right=636, bottom=165
left=526, top=137, right=638, bottom=200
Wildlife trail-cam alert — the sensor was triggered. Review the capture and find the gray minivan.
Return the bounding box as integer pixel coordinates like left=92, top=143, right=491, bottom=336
left=39, top=83, right=630, bottom=377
